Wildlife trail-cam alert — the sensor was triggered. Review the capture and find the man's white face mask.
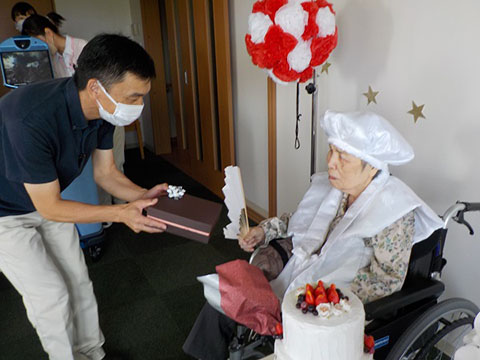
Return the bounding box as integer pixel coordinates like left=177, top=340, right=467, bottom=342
left=15, top=19, right=25, bottom=32
left=96, top=81, right=144, bottom=126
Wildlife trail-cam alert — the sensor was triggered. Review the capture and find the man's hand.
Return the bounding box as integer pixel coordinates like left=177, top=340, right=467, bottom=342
left=239, top=226, right=266, bottom=252
left=24, top=180, right=167, bottom=234
left=140, top=183, right=169, bottom=200
left=118, top=198, right=167, bottom=233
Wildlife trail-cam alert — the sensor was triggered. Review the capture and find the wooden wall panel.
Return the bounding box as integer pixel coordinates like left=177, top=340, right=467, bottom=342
left=268, top=77, right=277, bottom=217
left=165, top=0, right=186, bottom=150
left=143, top=0, right=235, bottom=199
left=192, top=0, right=219, bottom=174
left=212, top=0, right=235, bottom=168
left=177, top=0, right=201, bottom=161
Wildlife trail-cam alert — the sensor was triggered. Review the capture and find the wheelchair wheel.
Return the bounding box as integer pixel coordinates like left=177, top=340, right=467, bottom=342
left=386, top=298, right=479, bottom=360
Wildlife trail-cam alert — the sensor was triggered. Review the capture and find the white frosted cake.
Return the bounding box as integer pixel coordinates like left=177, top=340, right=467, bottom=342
left=274, top=282, right=373, bottom=360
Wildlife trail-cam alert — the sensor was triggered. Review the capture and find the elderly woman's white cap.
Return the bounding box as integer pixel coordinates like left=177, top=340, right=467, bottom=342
left=320, top=110, right=414, bottom=171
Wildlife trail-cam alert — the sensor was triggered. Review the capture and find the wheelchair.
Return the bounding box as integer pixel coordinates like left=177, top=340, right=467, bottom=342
left=228, top=201, right=480, bottom=360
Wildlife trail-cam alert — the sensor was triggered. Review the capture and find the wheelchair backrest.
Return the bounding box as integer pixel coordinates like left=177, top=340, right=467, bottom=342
left=404, top=228, right=448, bottom=283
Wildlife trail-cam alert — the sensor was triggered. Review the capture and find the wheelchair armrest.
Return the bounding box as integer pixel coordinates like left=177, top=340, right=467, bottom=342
left=364, top=277, right=445, bottom=321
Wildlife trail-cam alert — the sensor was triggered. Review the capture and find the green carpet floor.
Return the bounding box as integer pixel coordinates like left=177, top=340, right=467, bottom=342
left=0, top=149, right=250, bottom=360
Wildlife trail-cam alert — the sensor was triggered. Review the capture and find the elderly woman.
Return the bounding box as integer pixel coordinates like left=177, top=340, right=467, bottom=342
left=243, top=110, right=442, bottom=303
left=183, top=110, right=443, bottom=359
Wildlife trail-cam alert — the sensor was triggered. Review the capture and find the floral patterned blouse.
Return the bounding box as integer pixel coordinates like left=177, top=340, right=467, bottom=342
left=259, top=193, right=415, bottom=304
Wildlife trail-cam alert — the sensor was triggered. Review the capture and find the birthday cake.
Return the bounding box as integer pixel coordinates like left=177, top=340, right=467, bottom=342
left=274, top=281, right=373, bottom=360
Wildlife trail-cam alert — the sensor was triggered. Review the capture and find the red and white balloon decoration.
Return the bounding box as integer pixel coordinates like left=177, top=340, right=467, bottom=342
left=245, top=0, right=338, bottom=84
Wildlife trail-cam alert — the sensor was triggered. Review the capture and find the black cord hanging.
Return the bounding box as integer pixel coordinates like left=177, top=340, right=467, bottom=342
left=295, top=80, right=317, bottom=150
left=295, top=83, right=301, bottom=149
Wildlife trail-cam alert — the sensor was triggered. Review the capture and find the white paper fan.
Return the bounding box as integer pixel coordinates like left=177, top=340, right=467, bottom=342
left=222, top=166, right=249, bottom=239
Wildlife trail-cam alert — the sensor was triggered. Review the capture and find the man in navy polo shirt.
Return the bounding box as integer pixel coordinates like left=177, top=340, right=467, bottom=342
left=0, top=34, right=167, bottom=360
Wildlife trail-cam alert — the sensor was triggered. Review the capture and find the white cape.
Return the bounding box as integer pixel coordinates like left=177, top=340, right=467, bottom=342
left=270, top=171, right=444, bottom=299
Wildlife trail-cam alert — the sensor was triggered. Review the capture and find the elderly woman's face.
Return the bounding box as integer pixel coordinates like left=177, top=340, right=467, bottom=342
left=327, top=144, right=377, bottom=196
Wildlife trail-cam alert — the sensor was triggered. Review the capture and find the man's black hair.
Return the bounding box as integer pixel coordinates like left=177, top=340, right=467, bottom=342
left=22, top=14, right=59, bottom=37
left=74, top=34, right=156, bottom=90
left=11, top=2, right=36, bottom=21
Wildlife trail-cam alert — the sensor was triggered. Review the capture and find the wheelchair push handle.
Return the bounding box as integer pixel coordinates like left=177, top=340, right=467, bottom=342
left=461, top=202, right=480, bottom=212
left=442, top=201, right=480, bottom=235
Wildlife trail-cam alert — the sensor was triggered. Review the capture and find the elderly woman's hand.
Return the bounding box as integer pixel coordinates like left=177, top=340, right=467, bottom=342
left=239, top=226, right=266, bottom=252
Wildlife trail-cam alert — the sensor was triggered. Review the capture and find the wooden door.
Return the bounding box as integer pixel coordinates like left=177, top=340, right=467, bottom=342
left=0, top=0, right=56, bottom=98
left=140, top=0, right=235, bottom=198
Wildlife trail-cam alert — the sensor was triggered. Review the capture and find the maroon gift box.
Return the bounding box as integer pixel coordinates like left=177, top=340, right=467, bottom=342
left=146, top=194, right=222, bottom=243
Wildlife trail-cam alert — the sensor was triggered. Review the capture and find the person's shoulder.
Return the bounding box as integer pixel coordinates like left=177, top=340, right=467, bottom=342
left=381, top=175, right=443, bottom=242
left=383, top=176, right=418, bottom=196
left=377, top=175, right=437, bottom=222
left=1, top=78, right=70, bottom=121
left=70, top=36, right=88, bottom=52
left=0, top=79, right=71, bottom=134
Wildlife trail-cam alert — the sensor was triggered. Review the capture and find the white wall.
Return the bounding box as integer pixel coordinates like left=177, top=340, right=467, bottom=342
left=54, top=0, right=132, bottom=41
left=232, top=0, right=480, bottom=305
left=127, top=0, right=154, bottom=150
left=54, top=0, right=152, bottom=149
left=276, top=76, right=330, bottom=216
left=230, top=0, right=269, bottom=216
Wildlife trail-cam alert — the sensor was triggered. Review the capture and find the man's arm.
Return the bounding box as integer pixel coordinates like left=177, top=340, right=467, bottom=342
left=24, top=180, right=166, bottom=233
left=92, top=148, right=148, bottom=202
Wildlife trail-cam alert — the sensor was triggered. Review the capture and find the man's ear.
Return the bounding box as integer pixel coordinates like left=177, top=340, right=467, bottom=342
left=86, top=79, right=99, bottom=99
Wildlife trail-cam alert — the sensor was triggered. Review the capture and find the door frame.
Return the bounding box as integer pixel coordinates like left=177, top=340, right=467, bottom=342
left=139, top=0, right=172, bottom=155
left=139, top=0, right=235, bottom=199
left=139, top=0, right=277, bottom=221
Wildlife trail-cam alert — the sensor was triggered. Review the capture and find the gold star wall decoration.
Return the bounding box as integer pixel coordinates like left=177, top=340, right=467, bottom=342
left=408, top=101, right=426, bottom=123
left=321, top=62, right=331, bottom=74
left=363, top=86, right=379, bottom=105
